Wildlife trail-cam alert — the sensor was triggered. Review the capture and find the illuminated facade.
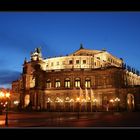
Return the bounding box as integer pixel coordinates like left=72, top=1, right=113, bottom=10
left=12, top=45, right=140, bottom=111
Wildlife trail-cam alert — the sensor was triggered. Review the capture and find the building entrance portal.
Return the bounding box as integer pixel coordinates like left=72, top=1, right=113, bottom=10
left=127, top=94, right=135, bottom=111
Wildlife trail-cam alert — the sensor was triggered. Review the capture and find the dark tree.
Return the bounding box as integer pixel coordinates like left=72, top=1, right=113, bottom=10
left=36, top=47, right=41, bottom=53
left=80, top=43, right=84, bottom=49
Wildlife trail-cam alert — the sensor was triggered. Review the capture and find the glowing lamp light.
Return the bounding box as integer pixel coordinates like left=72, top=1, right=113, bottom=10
left=5, top=92, right=10, bottom=98
left=0, top=92, right=5, bottom=98
left=87, top=97, right=90, bottom=101
left=66, top=97, right=70, bottom=100
left=115, top=97, right=120, bottom=102
left=14, top=101, right=19, bottom=105
left=60, top=99, right=63, bottom=103
left=55, top=97, right=63, bottom=103
left=76, top=98, right=80, bottom=102
left=69, top=99, right=74, bottom=102
left=47, top=98, right=52, bottom=103
left=93, top=99, right=97, bottom=102
left=110, top=99, right=114, bottom=103
left=65, top=97, right=70, bottom=102
left=81, top=99, right=86, bottom=102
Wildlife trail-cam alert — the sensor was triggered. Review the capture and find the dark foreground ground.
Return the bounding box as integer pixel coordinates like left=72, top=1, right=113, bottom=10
left=1, top=111, right=140, bottom=128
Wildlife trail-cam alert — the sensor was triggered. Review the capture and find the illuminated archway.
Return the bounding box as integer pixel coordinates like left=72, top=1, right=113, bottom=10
left=24, top=95, right=30, bottom=107
left=127, top=94, right=135, bottom=111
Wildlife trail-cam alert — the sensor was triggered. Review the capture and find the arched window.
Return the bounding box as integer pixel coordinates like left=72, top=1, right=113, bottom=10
left=75, top=78, right=81, bottom=88
left=46, top=79, right=51, bottom=88
left=55, top=79, right=61, bottom=88
left=85, top=78, right=91, bottom=88
left=65, top=78, right=70, bottom=88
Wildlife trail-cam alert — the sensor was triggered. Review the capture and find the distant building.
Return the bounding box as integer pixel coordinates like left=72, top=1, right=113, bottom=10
left=12, top=45, right=140, bottom=111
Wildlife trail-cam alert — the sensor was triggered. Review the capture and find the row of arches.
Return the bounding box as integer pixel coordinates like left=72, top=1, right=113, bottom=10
left=24, top=93, right=135, bottom=111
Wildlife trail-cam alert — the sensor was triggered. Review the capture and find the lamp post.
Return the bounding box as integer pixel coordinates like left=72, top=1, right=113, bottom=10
left=109, top=99, right=114, bottom=111
left=5, top=92, right=10, bottom=127
left=0, top=90, right=10, bottom=126
left=93, top=99, right=97, bottom=112
left=76, top=98, right=80, bottom=119
left=0, top=92, right=5, bottom=114
left=90, top=97, right=93, bottom=112
left=115, top=97, right=120, bottom=111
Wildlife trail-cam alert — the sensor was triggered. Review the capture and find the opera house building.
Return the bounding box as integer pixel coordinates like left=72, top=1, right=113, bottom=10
left=12, top=45, right=140, bottom=112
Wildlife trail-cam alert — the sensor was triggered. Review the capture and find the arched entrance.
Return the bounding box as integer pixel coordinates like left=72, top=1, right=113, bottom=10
left=24, top=95, right=30, bottom=107
left=127, top=94, right=135, bottom=111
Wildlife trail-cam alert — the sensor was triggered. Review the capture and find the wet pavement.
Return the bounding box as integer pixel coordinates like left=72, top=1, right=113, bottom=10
left=0, top=111, right=140, bottom=128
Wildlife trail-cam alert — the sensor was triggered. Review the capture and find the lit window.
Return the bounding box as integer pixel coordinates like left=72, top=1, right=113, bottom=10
left=85, top=78, right=91, bottom=88
left=75, top=78, right=80, bottom=88
left=46, top=79, right=51, bottom=88
left=55, top=79, right=61, bottom=88
left=65, top=78, right=70, bottom=88
left=83, top=60, right=86, bottom=64
left=76, top=60, right=80, bottom=64
left=69, top=60, right=73, bottom=64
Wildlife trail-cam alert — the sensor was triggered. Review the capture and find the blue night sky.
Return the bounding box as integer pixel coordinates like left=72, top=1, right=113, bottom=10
left=0, top=12, right=140, bottom=88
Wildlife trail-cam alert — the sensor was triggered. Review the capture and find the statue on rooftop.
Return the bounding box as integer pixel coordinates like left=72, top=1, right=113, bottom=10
left=79, top=43, right=84, bottom=49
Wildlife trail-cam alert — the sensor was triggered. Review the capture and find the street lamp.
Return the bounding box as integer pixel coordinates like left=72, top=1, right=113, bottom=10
left=93, top=99, right=97, bottom=112
left=109, top=99, right=114, bottom=111
left=0, top=91, right=5, bottom=98
left=0, top=92, right=5, bottom=114
left=69, top=99, right=74, bottom=112
left=0, top=90, right=10, bottom=126
left=76, top=97, right=80, bottom=119
left=5, top=92, right=10, bottom=127
left=114, top=97, right=120, bottom=111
